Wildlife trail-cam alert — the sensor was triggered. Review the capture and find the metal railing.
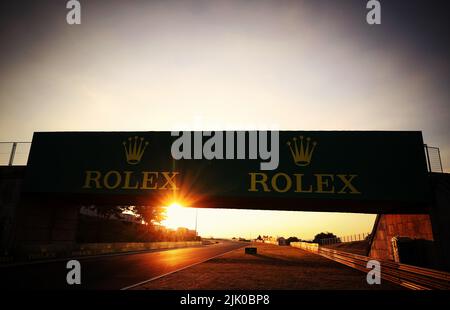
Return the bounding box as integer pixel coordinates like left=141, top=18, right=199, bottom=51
left=0, top=142, right=31, bottom=166
left=291, top=243, right=450, bottom=290
left=318, top=247, right=450, bottom=290
left=319, top=232, right=371, bottom=245
left=0, top=142, right=445, bottom=172
left=424, top=144, right=443, bottom=173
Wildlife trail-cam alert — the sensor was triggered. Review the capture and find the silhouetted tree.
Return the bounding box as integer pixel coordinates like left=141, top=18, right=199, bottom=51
left=85, top=205, right=166, bottom=225
left=286, top=236, right=300, bottom=245
left=134, top=205, right=166, bottom=224
left=313, top=232, right=337, bottom=244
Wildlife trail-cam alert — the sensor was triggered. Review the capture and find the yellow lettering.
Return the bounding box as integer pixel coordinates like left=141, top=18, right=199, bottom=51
left=122, top=171, right=139, bottom=189
left=271, top=173, right=292, bottom=193
left=248, top=173, right=271, bottom=192
left=314, top=174, right=335, bottom=193
left=294, top=174, right=312, bottom=193
left=160, top=172, right=179, bottom=190
left=337, top=174, right=360, bottom=194
left=141, top=172, right=158, bottom=190
left=82, top=171, right=102, bottom=189
left=103, top=171, right=121, bottom=189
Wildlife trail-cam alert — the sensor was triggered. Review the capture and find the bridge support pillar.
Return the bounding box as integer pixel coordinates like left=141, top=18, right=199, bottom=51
left=368, top=214, right=434, bottom=261
left=369, top=173, right=450, bottom=271
left=429, top=173, right=450, bottom=271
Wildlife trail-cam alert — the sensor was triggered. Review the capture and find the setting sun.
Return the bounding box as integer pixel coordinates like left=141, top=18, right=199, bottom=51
left=161, top=202, right=197, bottom=230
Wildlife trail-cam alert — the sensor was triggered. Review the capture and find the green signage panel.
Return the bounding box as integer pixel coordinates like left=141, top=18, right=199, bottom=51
left=24, top=131, right=431, bottom=213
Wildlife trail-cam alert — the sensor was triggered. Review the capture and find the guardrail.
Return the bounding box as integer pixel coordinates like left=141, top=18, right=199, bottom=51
left=6, top=241, right=202, bottom=263
left=291, top=243, right=450, bottom=290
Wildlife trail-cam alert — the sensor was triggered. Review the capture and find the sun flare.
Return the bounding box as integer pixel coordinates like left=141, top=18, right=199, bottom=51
left=161, top=202, right=197, bottom=230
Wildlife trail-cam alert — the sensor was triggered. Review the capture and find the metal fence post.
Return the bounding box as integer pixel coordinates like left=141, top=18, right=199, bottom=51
left=8, top=142, right=17, bottom=166
left=424, top=144, right=432, bottom=172
left=437, top=148, right=443, bottom=172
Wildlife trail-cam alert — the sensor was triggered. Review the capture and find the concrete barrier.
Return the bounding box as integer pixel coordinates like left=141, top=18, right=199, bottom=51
left=290, top=242, right=319, bottom=253
left=264, top=240, right=279, bottom=246
left=15, top=241, right=202, bottom=261
left=74, top=241, right=202, bottom=256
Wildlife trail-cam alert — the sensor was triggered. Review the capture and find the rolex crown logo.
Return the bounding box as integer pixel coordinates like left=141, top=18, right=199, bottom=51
left=286, top=136, right=317, bottom=166
left=123, top=136, right=149, bottom=165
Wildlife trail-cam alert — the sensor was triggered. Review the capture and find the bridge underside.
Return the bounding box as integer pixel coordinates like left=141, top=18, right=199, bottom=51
left=1, top=167, right=449, bottom=270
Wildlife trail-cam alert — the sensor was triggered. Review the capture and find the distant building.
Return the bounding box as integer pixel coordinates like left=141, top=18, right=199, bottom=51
left=277, top=237, right=287, bottom=246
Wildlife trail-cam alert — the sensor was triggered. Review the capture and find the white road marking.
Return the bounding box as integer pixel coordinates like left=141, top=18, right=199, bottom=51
left=120, top=244, right=247, bottom=290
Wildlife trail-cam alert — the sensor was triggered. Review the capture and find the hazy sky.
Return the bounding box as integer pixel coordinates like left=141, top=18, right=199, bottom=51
left=1, top=0, right=448, bottom=239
